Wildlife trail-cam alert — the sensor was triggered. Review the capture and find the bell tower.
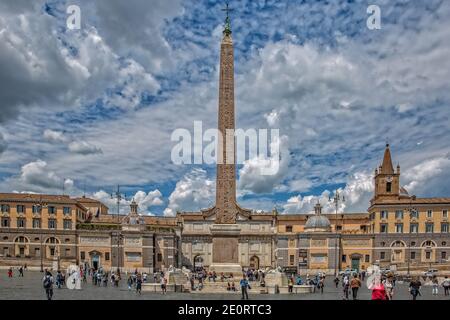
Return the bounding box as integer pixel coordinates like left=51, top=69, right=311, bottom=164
left=373, top=144, right=400, bottom=201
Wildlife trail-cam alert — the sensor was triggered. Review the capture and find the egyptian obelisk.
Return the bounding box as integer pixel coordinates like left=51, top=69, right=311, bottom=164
left=207, top=4, right=250, bottom=275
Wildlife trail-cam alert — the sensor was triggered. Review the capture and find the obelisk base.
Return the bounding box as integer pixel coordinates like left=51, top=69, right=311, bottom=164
left=209, top=224, right=243, bottom=276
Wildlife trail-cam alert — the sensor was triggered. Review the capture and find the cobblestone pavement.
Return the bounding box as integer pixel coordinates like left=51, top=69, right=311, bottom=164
left=1, top=271, right=449, bottom=300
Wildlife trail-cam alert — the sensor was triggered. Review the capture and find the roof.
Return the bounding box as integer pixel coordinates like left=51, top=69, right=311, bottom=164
left=0, top=193, right=78, bottom=204
left=380, top=144, right=394, bottom=174
left=371, top=197, right=450, bottom=207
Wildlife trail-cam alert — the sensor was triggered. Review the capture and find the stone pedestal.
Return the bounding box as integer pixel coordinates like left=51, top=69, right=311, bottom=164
left=209, top=224, right=242, bottom=275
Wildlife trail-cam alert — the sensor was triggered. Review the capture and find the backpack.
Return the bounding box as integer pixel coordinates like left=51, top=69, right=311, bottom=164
left=43, top=277, right=52, bottom=289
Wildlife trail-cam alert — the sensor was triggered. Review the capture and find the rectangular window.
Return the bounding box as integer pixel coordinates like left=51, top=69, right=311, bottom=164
left=380, top=224, right=388, bottom=233
left=16, top=205, right=25, bottom=213
left=48, top=219, right=56, bottom=229
left=380, top=211, right=388, bottom=219
left=427, top=210, right=433, bottom=218
left=410, top=210, right=419, bottom=219
left=380, top=252, right=385, bottom=260
left=395, top=223, right=403, bottom=233
left=342, top=254, right=347, bottom=262
left=33, top=205, right=42, bottom=214
left=63, top=220, right=72, bottom=230
left=157, top=253, right=162, bottom=262
left=286, top=225, right=293, bottom=232
left=425, top=251, right=431, bottom=259
left=386, top=182, right=392, bottom=193
left=35, top=248, right=40, bottom=257
left=105, top=252, right=110, bottom=261
left=441, top=223, right=449, bottom=233
left=17, top=218, right=25, bottom=228
left=32, top=219, right=41, bottom=229
left=48, top=206, right=56, bottom=214
left=442, top=252, right=447, bottom=260
left=1, top=204, right=10, bottom=213
left=395, top=210, right=404, bottom=219
left=1, top=218, right=9, bottom=227
left=443, top=210, right=448, bottom=218
left=80, top=251, right=85, bottom=260
left=426, top=223, right=434, bottom=233
left=410, top=223, right=419, bottom=233
left=50, top=248, right=55, bottom=256
left=63, top=207, right=71, bottom=215
left=65, top=248, right=70, bottom=256
left=289, top=255, right=295, bottom=266
left=336, top=225, right=343, bottom=231
left=365, top=255, right=370, bottom=263
left=410, top=251, right=416, bottom=260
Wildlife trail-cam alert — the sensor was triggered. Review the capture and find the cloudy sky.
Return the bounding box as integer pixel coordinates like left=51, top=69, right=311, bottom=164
left=0, top=0, right=449, bottom=216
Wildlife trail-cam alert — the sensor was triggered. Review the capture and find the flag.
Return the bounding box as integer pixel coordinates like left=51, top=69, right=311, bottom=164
left=95, top=207, right=100, bottom=218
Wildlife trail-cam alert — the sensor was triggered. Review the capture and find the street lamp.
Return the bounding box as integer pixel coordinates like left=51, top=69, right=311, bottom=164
left=34, top=196, right=47, bottom=272
left=329, top=190, right=345, bottom=277
left=111, top=185, right=126, bottom=274
left=405, top=203, right=418, bottom=278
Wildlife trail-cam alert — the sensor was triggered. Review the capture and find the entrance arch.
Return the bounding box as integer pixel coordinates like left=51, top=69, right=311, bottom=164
left=45, top=237, right=60, bottom=259
left=249, top=255, right=260, bottom=269
left=14, top=236, right=30, bottom=257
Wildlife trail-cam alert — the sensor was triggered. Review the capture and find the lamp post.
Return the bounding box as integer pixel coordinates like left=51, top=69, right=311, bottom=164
left=111, top=185, right=126, bottom=273
left=34, top=196, right=47, bottom=272
left=329, top=190, right=345, bottom=277
left=405, top=202, right=418, bottom=278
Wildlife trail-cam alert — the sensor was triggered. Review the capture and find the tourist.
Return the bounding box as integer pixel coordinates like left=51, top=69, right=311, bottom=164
left=288, top=277, right=294, bottom=293
left=334, top=276, right=339, bottom=288
left=19, top=266, right=24, bottom=277
left=43, top=270, right=54, bottom=300
left=361, top=270, right=366, bottom=281
left=342, top=275, right=350, bottom=300
left=153, top=272, right=158, bottom=283
left=240, top=275, right=250, bottom=300
left=260, top=278, right=266, bottom=287
left=114, top=274, right=120, bottom=287
left=383, top=276, right=394, bottom=300
left=24, top=264, right=27, bottom=271
left=127, top=276, right=133, bottom=291
left=227, top=282, right=231, bottom=291
left=8, top=267, right=13, bottom=278
left=431, top=276, right=439, bottom=296
left=318, top=276, right=325, bottom=294
left=56, top=270, right=63, bottom=289
left=136, top=274, right=142, bottom=295
left=190, top=275, right=195, bottom=291
left=161, top=276, right=167, bottom=294
left=409, top=277, right=422, bottom=300
left=350, top=274, right=361, bottom=300
left=143, top=272, right=147, bottom=283
left=442, top=276, right=450, bottom=296
left=371, top=282, right=387, bottom=300
left=231, top=282, right=236, bottom=291
left=213, top=271, right=217, bottom=282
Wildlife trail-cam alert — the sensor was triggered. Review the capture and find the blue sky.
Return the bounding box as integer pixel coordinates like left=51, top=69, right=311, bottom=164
left=0, top=0, right=449, bottom=216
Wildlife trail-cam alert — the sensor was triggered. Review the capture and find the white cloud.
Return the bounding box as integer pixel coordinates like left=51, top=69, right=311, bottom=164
left=68, top=141, right=103, bottom=155
left=19, top=159, right=65, bottom=190
left=238, top=134, right=290, bottom=194
left=164, top=168, right=215, bottom=216
left=92, top=189, right=163, bottom=215
left=43, top=129, right=67, bottom=143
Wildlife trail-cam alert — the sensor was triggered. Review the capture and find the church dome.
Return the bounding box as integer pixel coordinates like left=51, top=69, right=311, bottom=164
left=304, top=202, right=331, bottom=232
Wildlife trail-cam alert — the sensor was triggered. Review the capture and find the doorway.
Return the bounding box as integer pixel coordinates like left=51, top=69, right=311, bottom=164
left=351, top=258, right=360, bottom=271
left=92, top=255, right=100, bottom=270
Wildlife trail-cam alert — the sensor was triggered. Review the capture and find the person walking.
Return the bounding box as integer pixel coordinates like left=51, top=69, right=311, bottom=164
left=342, top=275, right=350, bottom=300
left=127, top=276, right=133, bottom=291
left=43, top=270, right=54, bottom=300
left=318, top=276, right=325, bottom=294
left=240, top=275, right=250, bottom=300
left=334, top=276, right=340, bottom=288
left=136, top=274, right=142, bottom=295
left=19, top=266, right=24, bottom=277
left=56, top=271, right=63, bottom=289
left=442, top=276, right=450, bottom=296
left=288, top=277, right=294, bottom=293
left=161, top=276, right=167, bottom=295
left=409, top=277, right=422, bottom=300
left=383, top=276, right=394, bottom=300
left=350, top=274, right=361, bottom=300
left=431, top=276, right=439, bottom=296
left=7, top=267, right=13, bottom=278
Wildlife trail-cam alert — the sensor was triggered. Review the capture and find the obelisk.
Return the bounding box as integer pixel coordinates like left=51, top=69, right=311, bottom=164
left=215, top=7, right=237, bottom=225
left=207, top=5, right=247, bottom=275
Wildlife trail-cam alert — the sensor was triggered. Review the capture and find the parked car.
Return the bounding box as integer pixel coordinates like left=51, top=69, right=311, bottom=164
left=339, top=268, right=358, bottom=276
left=423, top=269, right=439, bottom=277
